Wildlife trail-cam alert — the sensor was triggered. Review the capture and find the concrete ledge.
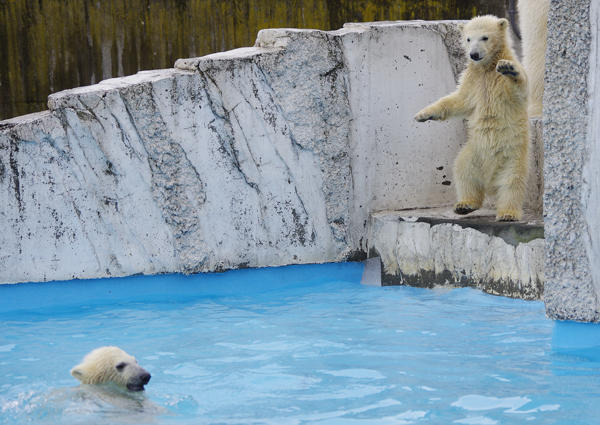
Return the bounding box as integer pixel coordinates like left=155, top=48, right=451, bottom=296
left=394, top=207, right=544, bottom=247
left=368, top=208, right=545, bottom=300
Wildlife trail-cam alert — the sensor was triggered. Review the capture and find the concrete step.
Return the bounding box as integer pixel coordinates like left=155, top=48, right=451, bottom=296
left=368, top=207, right=545, bottom=300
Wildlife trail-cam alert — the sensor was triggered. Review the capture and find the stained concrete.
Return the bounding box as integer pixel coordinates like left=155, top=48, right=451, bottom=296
left=360, top=257, right=382, bottom=286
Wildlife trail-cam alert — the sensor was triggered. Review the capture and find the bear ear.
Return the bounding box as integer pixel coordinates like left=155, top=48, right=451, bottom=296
left=457, top=23, right=465, bottom=33
left=498, top=18, right=508, bottom=30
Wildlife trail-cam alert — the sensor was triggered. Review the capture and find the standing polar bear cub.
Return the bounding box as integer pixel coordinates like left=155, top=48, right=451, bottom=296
left=71, top=346, right=151, bottom=392
left=415, top=15, right=530, bottom=221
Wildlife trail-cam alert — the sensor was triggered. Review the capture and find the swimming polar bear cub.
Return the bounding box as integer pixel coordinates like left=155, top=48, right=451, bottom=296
left=71, top=346, right=151, bottom=392
left=414, top=15, right=530, bottom=222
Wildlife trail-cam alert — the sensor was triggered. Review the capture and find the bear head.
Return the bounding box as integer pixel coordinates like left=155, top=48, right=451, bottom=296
left=457, top=15, right=510, bottom=65
left=70, top=346, right=151, bottom=392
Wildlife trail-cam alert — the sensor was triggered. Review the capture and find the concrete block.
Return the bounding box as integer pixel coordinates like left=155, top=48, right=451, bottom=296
left=369, top=208, right=545, bottom=300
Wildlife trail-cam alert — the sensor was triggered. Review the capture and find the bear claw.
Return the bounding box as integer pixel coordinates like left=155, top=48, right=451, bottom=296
left=496, top=212, right=522, bottom=222
left=414, top=112, right=437, bottom=122
left=453, top=203, right=478, bottom=215
left=497, top=60, right=518, bottom=77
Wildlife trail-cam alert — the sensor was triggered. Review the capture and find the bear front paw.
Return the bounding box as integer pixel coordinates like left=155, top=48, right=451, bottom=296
left=496, top=60, right=519, bottom=78
left=414, top=109, right=439, bottom=122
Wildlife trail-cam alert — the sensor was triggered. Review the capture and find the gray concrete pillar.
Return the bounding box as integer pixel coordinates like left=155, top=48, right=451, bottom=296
left=544, top=0, right=600, bottom=322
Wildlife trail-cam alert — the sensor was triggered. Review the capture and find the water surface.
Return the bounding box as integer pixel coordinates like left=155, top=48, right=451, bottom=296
left=1, top=263, right=598, bottom=424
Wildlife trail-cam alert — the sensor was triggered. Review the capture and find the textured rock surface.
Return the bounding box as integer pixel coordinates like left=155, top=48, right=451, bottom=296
left=0, top=20, right=546, bottom=296
left=0, top=22, right=470, bottom=284
left=0, top=40, right=353, bottom=283
left=369, top=210, right=545, bottom=300
left=543, top=0, right=600, bottom=321
left=528, top=118, right=544, bottom=212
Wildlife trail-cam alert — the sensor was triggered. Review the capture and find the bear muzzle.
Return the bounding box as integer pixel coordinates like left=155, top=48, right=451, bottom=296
left=127, top=370, right=151, bottom=392
left=470, top=51, right=483, bottom=61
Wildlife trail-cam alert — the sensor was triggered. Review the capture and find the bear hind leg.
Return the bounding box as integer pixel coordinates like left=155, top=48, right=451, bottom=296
left=453, top=200, right=483, bottom=215
left=452, top=183, right=485, bottom=215
left=494, top=170, right=527, bottom=222
left=495, top=196, right=524, bottom=221
left=453, top=148, right=485, bottom=216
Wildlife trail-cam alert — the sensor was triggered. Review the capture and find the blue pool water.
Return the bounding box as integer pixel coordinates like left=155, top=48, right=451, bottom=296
left=1, top=262, right=599, bottom=424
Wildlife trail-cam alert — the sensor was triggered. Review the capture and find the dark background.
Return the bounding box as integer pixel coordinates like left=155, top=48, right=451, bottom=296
left=0, top=0, right=510, bottom=121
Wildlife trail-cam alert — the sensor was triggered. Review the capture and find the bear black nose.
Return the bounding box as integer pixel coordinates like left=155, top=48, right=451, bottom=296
left=140, top=372, right=151, bottom=385
left=470, top=52, right=481, bottom=61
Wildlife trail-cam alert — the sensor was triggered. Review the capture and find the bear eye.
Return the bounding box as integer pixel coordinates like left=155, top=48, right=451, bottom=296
left=116, top=362, right=127, bottom=372
left=466, top=38, right=471, bottom=42
left=482, top=36, right=489, bottom=41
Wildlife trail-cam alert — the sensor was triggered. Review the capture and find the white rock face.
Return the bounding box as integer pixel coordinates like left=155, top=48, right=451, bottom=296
left=0, top=21, right=473, bottom=284
left=0, top=20, right=545, bottom=295
left=1, top=42, right=352, bottom=282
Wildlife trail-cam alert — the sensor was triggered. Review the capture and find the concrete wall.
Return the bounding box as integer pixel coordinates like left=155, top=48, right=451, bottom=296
left=543, top=0, right=600, bottom=322
left=2, top=1, right=596, bottom=318
left=0, top=17, right=550, bottom=299
left=0, top=21, right=471, bottom=284
left=340, top=21, right=468, bottom=252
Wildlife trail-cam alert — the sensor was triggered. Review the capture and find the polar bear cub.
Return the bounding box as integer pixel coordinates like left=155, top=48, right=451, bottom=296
left=415, top=15, right=530, bottom=221
left=71, top=346, right=151, bottom=392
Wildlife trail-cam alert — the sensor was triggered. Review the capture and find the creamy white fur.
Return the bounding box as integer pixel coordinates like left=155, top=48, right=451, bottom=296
left=71, top=346, right=151, bottom=391
left=518, top=0, right=551, bottom=117
left=415, top=16, right=531, bottom=221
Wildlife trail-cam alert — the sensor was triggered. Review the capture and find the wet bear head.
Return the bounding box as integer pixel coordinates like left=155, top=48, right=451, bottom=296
left=70, top=346, right=151, bottom=392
